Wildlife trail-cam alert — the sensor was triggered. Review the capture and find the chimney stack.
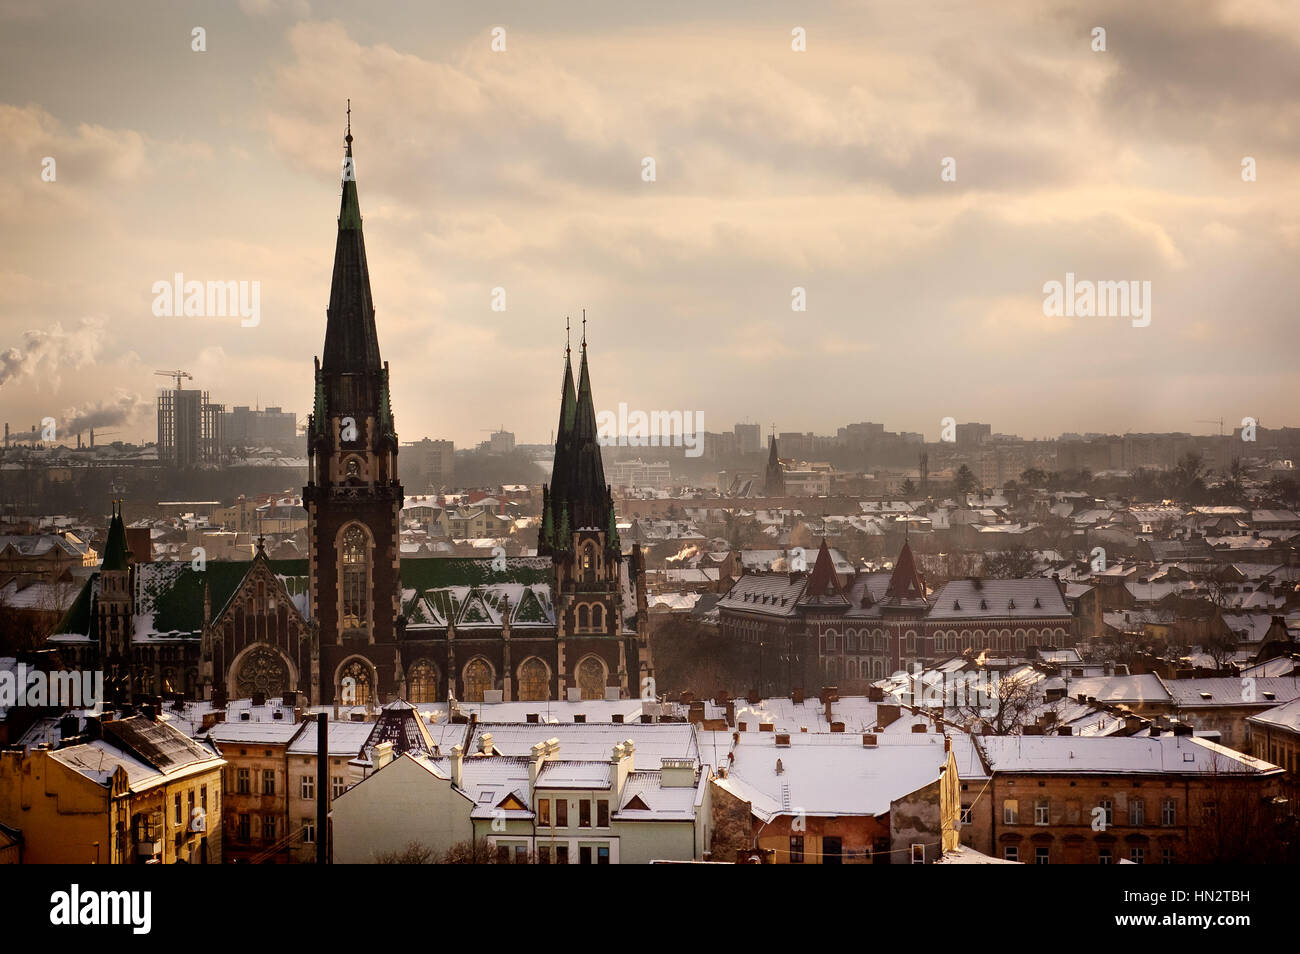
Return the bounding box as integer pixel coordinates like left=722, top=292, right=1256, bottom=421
left=450, top=744, right=465, bottom=789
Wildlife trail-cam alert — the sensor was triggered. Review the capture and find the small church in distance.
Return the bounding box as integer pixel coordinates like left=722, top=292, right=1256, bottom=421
left=50, top=127, right=652, bottom=707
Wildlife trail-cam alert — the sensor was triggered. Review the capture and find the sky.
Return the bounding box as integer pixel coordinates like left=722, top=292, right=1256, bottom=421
left=0, top=0, right=1297, bottom=448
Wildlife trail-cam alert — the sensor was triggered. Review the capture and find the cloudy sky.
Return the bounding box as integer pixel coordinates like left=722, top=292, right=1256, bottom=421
left=1, top=0, right=1297, bottom=448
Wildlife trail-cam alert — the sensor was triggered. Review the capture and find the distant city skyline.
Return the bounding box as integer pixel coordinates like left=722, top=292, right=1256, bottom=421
left=1, top=1, right=1297, bottom=450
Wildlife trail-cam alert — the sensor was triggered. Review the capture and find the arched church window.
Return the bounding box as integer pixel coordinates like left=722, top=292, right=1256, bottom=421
left=578, top=604, right=590, bottom=631
left=517, top=658, right=550, bottom=701
left=577, top=656, right=607, bottom=701
left=341, top=525, right=369, bottom=631
left=338, top=659, right=372, bottom=706
left=463, top=658, right=493, bottom=703
left=592, top=604, right=604, bottom=631
left=582, top=543, right=596, bottom=582
left=408, top=660, right=439, bottom=703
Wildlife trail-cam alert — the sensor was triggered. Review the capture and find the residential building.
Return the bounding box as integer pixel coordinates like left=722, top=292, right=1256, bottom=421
left=0, top=714, right=224, bottom=864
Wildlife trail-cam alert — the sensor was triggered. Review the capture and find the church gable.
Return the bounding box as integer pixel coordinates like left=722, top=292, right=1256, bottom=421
left=511, top=585, right=552, bottom=625
left=214, top=555, right=310, bottom=632
left=457, top=589, right=497, bottom=626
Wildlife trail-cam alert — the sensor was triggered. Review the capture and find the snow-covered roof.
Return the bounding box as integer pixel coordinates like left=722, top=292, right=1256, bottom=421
left=977, top=734, right=1278, bottom=776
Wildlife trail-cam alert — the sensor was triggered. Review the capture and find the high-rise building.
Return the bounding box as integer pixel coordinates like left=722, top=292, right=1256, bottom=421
left=223, top=405, right=297, bottom=450
left=734, top=422, right=761, bottom=455
left=157, top=388, right=223, bottom=467
left=404, top=438, right=455, bottom=489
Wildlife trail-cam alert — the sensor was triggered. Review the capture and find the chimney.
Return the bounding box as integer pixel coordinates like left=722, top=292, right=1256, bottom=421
left=775, top=732, right=791, bottom=747
left=251, top=691, right=266, bottom=707
left=479, top=732, right=494, bottom=755
left=59, top=715, right=80, bottom=740
left=791, top=687, right=804, bottom=705
left=83, top=716, right=102, bottom=741
left=829, top=721, right=845, bottom=733
left=372, top=741, right=394, bottom=771
left=450, top=744, right=465, bottom=789
left=1057, top=726, right=1072, bottom=736
left=725, top=699, right=736, bottom=726
left=876, top=704, right=901, bottom=728
left=862, top=733, right=878, bottom=747
left=529, top=738, right=559, bottom=789
left=141, top=704, right=156, bottom=722
left=610, top=740, right=635, bottom=796
left=212, top=688, right=228, bottom=709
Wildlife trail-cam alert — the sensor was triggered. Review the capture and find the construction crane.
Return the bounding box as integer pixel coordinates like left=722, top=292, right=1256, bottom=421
left=155, top=369, right=193, bottom=390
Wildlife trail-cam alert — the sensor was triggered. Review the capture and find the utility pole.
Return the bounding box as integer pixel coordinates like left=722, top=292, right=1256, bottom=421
left=317, top=713, right=328, bottom=864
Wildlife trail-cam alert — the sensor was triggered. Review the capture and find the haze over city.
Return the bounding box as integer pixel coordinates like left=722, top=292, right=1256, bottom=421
left=2, top=0, right=1298, bottom=447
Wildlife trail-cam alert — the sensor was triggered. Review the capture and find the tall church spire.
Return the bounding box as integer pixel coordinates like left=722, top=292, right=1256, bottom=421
left=322, top=107, right=381, bottom=374
left=539, top=319, right=613, bottom=553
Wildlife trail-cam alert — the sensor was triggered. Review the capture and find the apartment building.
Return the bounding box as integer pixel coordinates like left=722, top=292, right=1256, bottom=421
left=977, top=734, right=1283, bottom=864
left=0, top=713, right=224, bottom=864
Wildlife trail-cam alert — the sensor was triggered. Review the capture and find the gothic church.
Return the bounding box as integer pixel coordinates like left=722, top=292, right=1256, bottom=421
left=50, top=126, right=651, bottom=707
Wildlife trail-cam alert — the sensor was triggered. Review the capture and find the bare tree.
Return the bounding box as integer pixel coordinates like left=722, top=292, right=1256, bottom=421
left=438, top=838, right=507, bottom=864
left=956, top=668, right=1040, bottom=735
left=375, top=841, right=436, bottom=864
left=983, top=544, right=1037, bottom=579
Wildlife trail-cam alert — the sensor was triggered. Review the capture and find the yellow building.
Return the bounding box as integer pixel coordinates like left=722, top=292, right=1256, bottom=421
left=0, top=714, right=224, bottom=864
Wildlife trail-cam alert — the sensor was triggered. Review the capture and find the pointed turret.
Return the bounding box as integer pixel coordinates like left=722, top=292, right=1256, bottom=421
left=101, top=501, right=130, bottom=571
left=569, top=338, right=611, bottom=531
left=539, top=322, right=613, bottom=554
left=882, top=539, right=928, bottom=609
left=804, top=539, right=847, bottom=602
